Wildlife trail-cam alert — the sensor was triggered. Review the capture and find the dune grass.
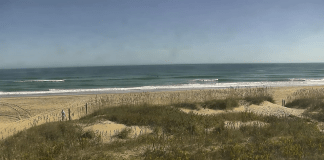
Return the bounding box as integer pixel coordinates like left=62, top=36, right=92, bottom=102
left=0, top=121, right=108, bottom=159
left=80, top=103, right=324, bottom=159
left=286, top=88, right=324, bottom=109
left=1, top=87, right=324, bottom=159
left=3, top=107, right=323, bottom=159
left=201, top=97, right=239, bottom=110
left=173, top=87, right=274, bottom=111
left=286, top=88, right=324, bottom=122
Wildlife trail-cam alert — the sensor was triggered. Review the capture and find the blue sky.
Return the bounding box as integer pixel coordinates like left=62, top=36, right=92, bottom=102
left=0, top=0, right=324, bottom=68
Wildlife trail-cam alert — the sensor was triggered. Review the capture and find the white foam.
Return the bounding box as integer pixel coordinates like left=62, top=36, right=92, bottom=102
left=289, top=78, right=306, bottom=81
left=14, top=80, right=65, bottom=82
left=308, top=79, right=324, bottom=82
left=192, top=79, right=218, bottom=82
left=2, top=80, right=324, bottom=96
left=290, top=78, right=324, bottom=82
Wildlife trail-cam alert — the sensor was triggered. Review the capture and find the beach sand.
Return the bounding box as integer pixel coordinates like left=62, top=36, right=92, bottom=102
left=1, top=85, right=324, bottom=140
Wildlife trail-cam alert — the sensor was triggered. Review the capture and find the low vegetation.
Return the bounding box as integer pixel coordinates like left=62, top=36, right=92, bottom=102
left=174, top=87, right=274, bottom=111
left=202, top=97, right=239, bottom=110
left=1, top=87, right=324, bottom=159
left=114, top=127, right=132, bottom=139
left=0, top=122, right=104, bottom=159
left=286, top=88, right=324, bottom=122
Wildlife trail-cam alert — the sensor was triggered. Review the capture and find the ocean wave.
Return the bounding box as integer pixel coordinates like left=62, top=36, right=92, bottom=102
left=2, top=80, right=324, bottom=96
left=308, top=79, right=324, bottom=82
left=14, top=80, right=65, bottom=83
left=173, top=75, right=219, bottom=79
left=289, top=78, right=306, bottom=81
left=289, top=78, right=324, bottom=82
left=192, top=79, right=218, bottom=82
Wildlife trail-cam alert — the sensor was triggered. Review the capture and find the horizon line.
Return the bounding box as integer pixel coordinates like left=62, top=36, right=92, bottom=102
left=1, top=62, right=324, bottom=70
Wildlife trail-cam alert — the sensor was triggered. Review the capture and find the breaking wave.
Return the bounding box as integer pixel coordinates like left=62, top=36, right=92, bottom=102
left=2, top=80, right=324, bottom=96
left=14, top=80, right=65, bottom=83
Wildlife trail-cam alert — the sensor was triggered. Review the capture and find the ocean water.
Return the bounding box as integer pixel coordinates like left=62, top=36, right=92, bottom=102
left=1, top=63, right=324, bottom=96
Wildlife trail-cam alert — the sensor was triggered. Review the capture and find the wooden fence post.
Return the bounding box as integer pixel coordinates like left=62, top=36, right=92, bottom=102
left=282, top=99, right=285, bottom=106
left=86, top=103, right=88, bottom=115
left=68, top=108, right=71, bottom=121
left=282, top=99, right=283, bottom=106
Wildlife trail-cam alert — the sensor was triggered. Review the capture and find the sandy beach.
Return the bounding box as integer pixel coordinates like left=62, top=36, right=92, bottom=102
left=1, top=85, right=324, bottom=140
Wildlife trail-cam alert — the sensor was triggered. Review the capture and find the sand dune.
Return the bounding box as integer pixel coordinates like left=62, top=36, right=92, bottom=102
left=0, top=85, right=323, bottom=140
left=83, top=121, right=152, bottom=143
left=248, top=101, right=305, bottom=117
left=179, top=101, right=304, bottom=117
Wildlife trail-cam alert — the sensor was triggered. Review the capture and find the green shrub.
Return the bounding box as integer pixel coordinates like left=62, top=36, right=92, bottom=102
left=0, top=122, right=101, bottom=160
left=285, top=89, right=324, bottom=122
left=212, top=121, right=225, bottom=134
left=80, top=130, right=95, bottom=139
left=202, top=98, right=239, bottom=110
left=244, top=95, right=274, bottom=105
left=144, top=147, right=190, bottom=160
left=303, top=110, right=324, bottom=122
left=114, top=127, right=132, bottom=139
left=286, top=98, right=324, bottom=111
left=173, top=103, right=199, bottom=110
left=286, top=88, right=324, bottom=110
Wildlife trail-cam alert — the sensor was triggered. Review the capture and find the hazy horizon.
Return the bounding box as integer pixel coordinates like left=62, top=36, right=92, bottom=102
left=1, top=0, right=324, bottom=69
left=2, top=62, right=324, bottom=70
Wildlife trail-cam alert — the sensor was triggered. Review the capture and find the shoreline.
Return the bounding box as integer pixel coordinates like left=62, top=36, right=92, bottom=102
left=1, top=80, right=324, bottom=98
